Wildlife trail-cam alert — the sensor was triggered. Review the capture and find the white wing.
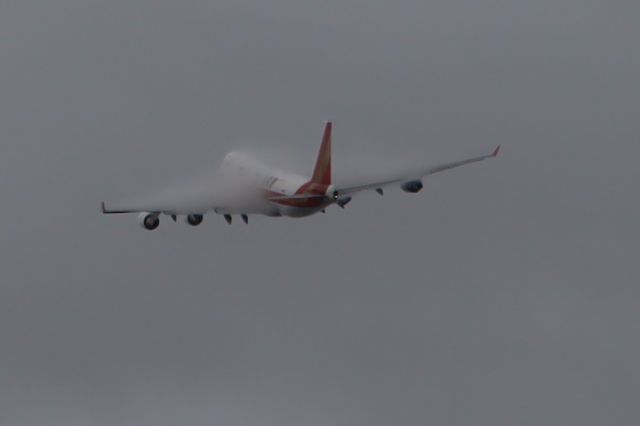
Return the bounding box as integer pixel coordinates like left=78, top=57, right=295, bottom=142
left=335, top=145, right=501, bottom=196
left=101, top=178, right=263, bottom=215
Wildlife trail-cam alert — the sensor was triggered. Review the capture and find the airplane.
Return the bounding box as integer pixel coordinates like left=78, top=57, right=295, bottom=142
left=101, top=122, right=500, bottom=230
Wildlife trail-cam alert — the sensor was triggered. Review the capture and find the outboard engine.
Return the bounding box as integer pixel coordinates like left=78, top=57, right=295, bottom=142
left=138, top=212, right=160, bottom=230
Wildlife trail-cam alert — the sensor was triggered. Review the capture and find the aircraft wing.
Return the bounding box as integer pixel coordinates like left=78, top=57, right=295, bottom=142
left=334, top=145, right=500, bottom=196
left=101, top=179, right=263, bottom=215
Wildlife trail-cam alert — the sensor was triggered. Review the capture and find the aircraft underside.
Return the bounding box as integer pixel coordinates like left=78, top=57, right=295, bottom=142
left=101, top=121, right=499, bottom=231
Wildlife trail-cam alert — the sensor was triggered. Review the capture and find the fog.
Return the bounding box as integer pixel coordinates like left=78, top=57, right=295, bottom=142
left=1, top=1, right=639, bottom=425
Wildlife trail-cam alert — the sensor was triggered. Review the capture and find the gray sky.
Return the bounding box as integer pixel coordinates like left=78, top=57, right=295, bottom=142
left=1, top=0, right=639, bottom=425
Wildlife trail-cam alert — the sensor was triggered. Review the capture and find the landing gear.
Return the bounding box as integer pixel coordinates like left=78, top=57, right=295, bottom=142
left=241, top=214, right=248, bottom=224
left=224, top=214, right=232, bottom=225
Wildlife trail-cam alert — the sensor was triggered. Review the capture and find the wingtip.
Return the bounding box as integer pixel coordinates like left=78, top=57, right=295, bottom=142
left=100, top=201, right=106, bottom=214
left=492, top=145, right=501, bottom=157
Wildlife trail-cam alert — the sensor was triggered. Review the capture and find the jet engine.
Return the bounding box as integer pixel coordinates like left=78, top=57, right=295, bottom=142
left=336, top=195, right=352, bottom=208
left=138, top=212, right=160, bottom=230
left=184, top=214, right=204, bottom=226
left=401, top=180, right=423, bottom=193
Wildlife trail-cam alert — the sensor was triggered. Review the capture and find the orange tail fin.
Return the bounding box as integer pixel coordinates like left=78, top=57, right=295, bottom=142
left=311, top=122, right=332, bottom=185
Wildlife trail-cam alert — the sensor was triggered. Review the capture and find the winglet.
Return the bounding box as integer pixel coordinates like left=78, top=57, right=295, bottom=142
left=100, top=202, right=132, bottom=214
left=492, top=145, right=501, bottom=157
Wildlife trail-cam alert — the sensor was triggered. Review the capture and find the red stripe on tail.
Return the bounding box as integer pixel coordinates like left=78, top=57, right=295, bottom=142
left=311, top=122, right=332, bottom=185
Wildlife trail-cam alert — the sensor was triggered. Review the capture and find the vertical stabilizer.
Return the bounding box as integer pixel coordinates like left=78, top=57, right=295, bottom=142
left=311, top=122, right=332, bottom=185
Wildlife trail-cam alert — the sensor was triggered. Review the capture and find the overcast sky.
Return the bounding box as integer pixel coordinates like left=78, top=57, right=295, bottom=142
left=1, top=1, right=639, bottom=425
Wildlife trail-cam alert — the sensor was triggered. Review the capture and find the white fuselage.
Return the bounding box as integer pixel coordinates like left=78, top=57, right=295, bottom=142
left=216, top=151, right=333, bottom=218
left=100, top=121, right=499, bottom=231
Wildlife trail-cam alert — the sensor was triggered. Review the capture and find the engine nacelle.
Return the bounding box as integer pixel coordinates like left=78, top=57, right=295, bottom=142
left=336, top=195, right=352, bottom=208
left=138, top=212, right=160, bottom=230
left=184, top=214, right=204, bottom=226
left=401, top=180, right=423, bottom=193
